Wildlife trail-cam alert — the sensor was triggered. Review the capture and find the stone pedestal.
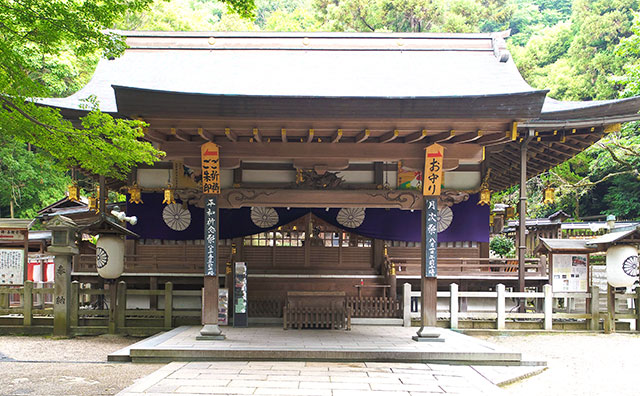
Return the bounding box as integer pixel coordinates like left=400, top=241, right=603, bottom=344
left=48, top=245, right=78, bottom=337
left=412, top=326, right=444, bottom=343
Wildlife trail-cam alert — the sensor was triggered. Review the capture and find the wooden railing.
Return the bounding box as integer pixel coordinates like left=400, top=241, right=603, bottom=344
left=347, top=297, right=400, bottom=318
left=0, top=281, right=54, bottom=327
left=75, top=253, right=205, bottom=274
left=403, top=283, right=640, bottom=331
left=392, top=257, right=547, bottom=277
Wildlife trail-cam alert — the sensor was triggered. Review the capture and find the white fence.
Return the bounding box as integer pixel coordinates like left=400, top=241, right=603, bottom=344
left=402, top=283, right=640, bottom=331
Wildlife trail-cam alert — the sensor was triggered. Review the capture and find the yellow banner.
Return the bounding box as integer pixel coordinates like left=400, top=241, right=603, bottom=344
left=423, top=143, right=444, bottom=196
left=201, top=142, right=220, bottom=195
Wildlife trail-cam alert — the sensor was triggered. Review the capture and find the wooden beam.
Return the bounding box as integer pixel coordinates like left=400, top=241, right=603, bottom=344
left=404, top=129, right=427, bottom=143
left=355, top=129, right=370, bottom=143
left=281, top=128, right=287, bottom=143
left=144, top=129, right=168, bottom=143
left=450, top=130, right=483, bottom=144
left=172, top=128, right=192, bottom=142
left=224, top=128, right=237, bottom=142
left=307, top=129, right=315, bottom=143
left=435, top=130, right=456, bottom=143
left=331, top=129, right=343, bottom=143
left=379, top=129, right=399, bottom=143
left=252, top=128, right=262, bottom=143
left=198, top=128, right=215, bottom=141
left=293, top=159, right=350, bottom=172
left=161, top=142, right=484, bottom=162
left=220, top=189, right=424, bottom=210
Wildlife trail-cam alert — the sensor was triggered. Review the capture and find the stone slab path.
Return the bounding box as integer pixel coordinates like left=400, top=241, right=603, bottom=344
left=116, top=360, right=545, bottom=396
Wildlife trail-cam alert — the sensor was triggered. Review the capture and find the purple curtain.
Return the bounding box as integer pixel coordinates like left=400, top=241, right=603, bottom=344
left=127, top=193, right=488, bottom=243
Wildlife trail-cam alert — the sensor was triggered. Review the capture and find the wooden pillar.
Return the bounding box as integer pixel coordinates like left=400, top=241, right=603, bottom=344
left=605, top=284, right=616, bottom=334
left=199, top=196, right=224, bottom=339
left=518, top=131, right=533, bottom=294
left=98, top=175, right=106, bottom=215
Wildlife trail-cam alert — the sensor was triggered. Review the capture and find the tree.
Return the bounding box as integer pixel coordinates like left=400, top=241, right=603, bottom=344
left=0, top=135, right=70, bottom=219
left=0, top=0, right=257, bottom=182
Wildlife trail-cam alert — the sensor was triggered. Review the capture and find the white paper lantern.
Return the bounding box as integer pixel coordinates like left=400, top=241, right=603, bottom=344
left=96, top=235, right=125, bottom=279
left=606, top=245, right=639, bottom=287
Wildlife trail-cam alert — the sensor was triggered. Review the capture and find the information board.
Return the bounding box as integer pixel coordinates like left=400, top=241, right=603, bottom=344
left=218, top=288, right=229, bottom=325
left=233, top=262, right=248, bottom=327
left=552, top=254, right=588, bottom=292
left=0, top=248, right=25, bottom=285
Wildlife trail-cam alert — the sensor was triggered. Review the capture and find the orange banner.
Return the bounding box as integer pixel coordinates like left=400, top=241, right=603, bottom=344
left=201, top=142, right=220, bottom=195
left=423, top=143, right=444, bottom=196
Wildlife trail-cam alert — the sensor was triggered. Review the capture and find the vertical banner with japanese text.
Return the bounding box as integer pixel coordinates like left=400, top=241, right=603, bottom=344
left=204, top=197, right=218, bottom=276
left=201, top=142, right=220, bottom=277
left=424, top=198, right=438, bottom=278
left=423, top=143, right=444, bottom=196
left=201, top=142, right=221, bottom=195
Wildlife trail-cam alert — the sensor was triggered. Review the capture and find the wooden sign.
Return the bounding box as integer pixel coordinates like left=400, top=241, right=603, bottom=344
left=423, top=143, right=444, bottom=196
left=0, top=230, right=24, bottom=241
left=204, top=197, right=218, bottom=276
left=424, top=199, right=438, bottom=278
left=0, top=248, right=24, bottom=285
left=201, top=142, right=220, bottom=195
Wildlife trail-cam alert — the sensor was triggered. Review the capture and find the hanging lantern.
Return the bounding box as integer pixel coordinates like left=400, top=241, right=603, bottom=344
left=543, top=186, right=555, bottom=205
left=162, top=185, right=175, bottom=205
left=489, top=214, right=495, bottom=226
left=478, top=186, right=491, bottom=206
left=88, top=195, right=98, bottom=212
left=506, top=206, right=516, bottom=219
left=67, top=184, right=79, bottom=201
left=128, top=184, right=143, bottom=204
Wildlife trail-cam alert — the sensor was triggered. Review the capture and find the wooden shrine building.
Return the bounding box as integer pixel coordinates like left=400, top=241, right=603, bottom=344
left=40, top=31, right=640, bottom=329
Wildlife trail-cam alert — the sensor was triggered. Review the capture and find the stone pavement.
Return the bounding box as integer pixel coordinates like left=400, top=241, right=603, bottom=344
left=114, top=326, right=530, bottom=364
left=117, top=360, right=544, bottom=396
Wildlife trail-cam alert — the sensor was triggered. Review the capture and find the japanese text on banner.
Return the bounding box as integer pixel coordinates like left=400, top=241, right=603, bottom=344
left=423, top=143, right=444, bottom=196
left=424, top=199, right=438, bottom=278
left=201, top=142, right=220, bottom=195
left=204, top=197, right=218, bottom=276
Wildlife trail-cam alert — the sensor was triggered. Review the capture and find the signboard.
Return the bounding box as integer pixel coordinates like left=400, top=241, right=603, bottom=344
left=218, top=288, right=229, bottom=325
left=423, top=143, right=444, bottom=196
left=397, top=161, right=422, bottom=190
left=233, top=262, right=248, bottom=327
left=424, top=199, right=438, bottom=278
left=552, top=254, right=588, bottom=292
left=201, top=142, right=220, bottom=195
left=204, top=197, right=218, bottom=276
left=0, top=230, right=24, bottom=241
left=0, top=248, right=24, bottom=285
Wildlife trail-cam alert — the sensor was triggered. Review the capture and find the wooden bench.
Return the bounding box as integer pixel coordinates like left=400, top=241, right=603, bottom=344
left=283, top=291, right=351, bottom=330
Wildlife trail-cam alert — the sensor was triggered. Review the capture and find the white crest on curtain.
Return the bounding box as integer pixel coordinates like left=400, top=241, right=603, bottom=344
left=437, top=206, right=453, bottom=232
left=162, top=203, right=192, bottom=231
left=251, top=207, right=279, bottom=228
left=337, top=208, right=366, bottom=228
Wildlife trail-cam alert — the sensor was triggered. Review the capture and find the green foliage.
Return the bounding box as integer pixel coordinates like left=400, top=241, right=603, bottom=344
left=0, top=136, right=70, bottom=219
left=490, top=235, right=515, bottom=257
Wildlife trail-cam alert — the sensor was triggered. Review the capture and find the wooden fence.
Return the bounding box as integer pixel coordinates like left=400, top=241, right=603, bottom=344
left=403, top=283, right=640, bottom=331
left=347, top=297, right=400, bottom=318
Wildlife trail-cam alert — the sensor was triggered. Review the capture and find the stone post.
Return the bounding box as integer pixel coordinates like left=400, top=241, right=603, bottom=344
left=450, top=283, right=459, bottom=330
left=46, top=216, right=79, bottom=337
left=403, top=283, right=411, bottom=327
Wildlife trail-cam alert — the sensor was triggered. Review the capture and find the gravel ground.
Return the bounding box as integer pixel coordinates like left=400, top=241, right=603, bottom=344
left=0, top=335, right=161, bottom=396
left=479, top=332, right=640, bottom=396
left=0, top=332, right=638, bottom=396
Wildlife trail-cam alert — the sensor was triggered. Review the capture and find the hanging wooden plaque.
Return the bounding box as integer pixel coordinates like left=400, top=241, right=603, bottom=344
left=423, top=143, right=444, bottom=196
left=201, top=142, right=220, bottom=195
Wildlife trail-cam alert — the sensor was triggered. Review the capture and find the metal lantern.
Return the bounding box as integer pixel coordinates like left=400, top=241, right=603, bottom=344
left=162, top=186, right=176, bottom=205
left=506, top=206, right=516, bottom=219
left=88, top=195, right=98, bottom=212
left=543, top=186, right=555, bottom=205
left=67, top=184, right=79, bottom=201
left=478, top=187, right=491, bottom=206
left=128, top=184, right=143, bottom=204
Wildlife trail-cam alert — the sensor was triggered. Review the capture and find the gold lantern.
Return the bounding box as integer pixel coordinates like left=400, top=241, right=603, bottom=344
left=478, top=186, right=491, bottom=206
left=67, top=184, right=79, bottom=201
left=543, top=186, right=555, bottom=205
left=506, top=206, right=516, bottom=219
left=477, top=169, right=491, bottom=206
left=489, top=214, right=495, bottom=226
left=88, top=195, right=98, bottom=212
left=128, top=183, right=143, bottom=204
left=162, top=185, right=176, bottom=205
